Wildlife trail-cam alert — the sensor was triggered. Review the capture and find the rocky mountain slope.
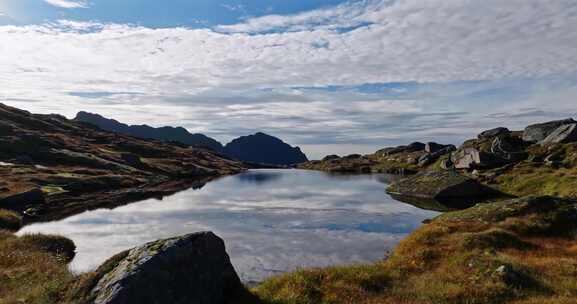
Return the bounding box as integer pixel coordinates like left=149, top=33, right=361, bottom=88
left=75, top=111, right=224, bottom=152
left=75, top=112, right=308, bottom=166
left=0, top=103, right=245, bottom=221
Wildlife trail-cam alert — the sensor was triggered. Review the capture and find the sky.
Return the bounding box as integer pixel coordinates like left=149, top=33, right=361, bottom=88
left=1, top=0, right=577, bottom=159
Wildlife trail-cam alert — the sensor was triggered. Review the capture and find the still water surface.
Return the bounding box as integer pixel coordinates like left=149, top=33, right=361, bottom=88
left=19, top=169, right=438, bottom=283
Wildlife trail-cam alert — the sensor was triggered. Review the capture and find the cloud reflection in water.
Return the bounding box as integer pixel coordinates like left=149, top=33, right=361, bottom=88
left=18, top=169, right=438, bottom=282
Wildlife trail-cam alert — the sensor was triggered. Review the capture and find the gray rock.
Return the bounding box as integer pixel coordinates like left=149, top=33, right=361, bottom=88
left=539, top=123, right=577, bottom=146
left=522, top=118, right=576, bottom=143
left=478, top=127, right=510, bottom=139
left=91, top=232, right=241, bottom=304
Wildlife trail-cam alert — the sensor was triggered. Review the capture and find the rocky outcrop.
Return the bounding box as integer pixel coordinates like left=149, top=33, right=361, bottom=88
left=539, top=123, right=577, bottom=146
left=224, top=132, right=308, bottom=166
left=386, top=170, right=501, bottom=201
left=376, top=142, right=425, bottom=156
left=451, top=132, right=528, bottom=170
left=90, top=232, right=241, bottom=304
left=522, top=118, right=576, bottom=143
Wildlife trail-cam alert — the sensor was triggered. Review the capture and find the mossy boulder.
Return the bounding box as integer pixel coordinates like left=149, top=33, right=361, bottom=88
left=387, top=170, right=501, bottom=203
left=90, top=232, right=241, bottom=304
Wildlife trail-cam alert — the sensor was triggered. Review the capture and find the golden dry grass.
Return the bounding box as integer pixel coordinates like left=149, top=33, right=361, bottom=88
left=252, top=197, right=577, bottom=304
left=0, top=231, right=74, bottom=304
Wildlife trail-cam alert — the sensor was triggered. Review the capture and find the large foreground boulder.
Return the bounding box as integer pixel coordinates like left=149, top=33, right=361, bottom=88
left=522, top=118, right=576, bottom=143
left=386, top=170, right=500, bottom=201
left=91, top=232, right=241, bottom=304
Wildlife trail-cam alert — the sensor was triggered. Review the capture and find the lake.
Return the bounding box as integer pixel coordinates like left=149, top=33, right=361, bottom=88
left=18, top=169, right=438, bottom=283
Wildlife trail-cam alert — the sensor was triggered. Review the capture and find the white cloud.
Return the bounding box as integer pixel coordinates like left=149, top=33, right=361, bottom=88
left=43, top=0, right=88, bottom=9
left=1, top=0, right=577, bottom=157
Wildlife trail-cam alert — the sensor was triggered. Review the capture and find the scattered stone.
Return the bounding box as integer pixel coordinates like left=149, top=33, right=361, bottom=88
left=91, top=232, right=241, bottom=304
left=478, top=127, right=510, bottom=139
left=539, top=123, right=577, bottom=146
left=522, top=118, right=576, bottom=143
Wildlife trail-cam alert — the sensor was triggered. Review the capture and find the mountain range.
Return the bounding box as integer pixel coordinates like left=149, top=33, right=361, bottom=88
left=75, top=111, right=308, bottom=166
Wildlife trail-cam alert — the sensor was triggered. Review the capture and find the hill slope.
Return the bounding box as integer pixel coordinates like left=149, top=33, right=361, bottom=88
left=0, top=103, right=245, bottom=221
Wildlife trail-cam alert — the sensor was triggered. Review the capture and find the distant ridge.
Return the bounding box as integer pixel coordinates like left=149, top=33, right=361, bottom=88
left=75, top=112, right=224, bottom=152
left=75, top=112, right=309, bottom=166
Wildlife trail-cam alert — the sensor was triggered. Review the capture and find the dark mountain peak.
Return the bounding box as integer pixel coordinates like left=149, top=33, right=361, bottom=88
left=224, top=133, right=308, bottom=166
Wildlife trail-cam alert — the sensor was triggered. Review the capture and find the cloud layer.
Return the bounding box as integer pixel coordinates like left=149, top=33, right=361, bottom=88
left=1, top=0, right=577, bottom=158
left=43, top=0, right=88, bottom=9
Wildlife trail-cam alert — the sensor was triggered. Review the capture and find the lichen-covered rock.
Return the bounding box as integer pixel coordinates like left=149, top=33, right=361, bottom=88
left=539, top=123, right=577, bottom=146
left=522, top=118, right=576, bottom=143
left=91, top=232, right=241, bottom=304
left=386, top=170, right=500, bottom=200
